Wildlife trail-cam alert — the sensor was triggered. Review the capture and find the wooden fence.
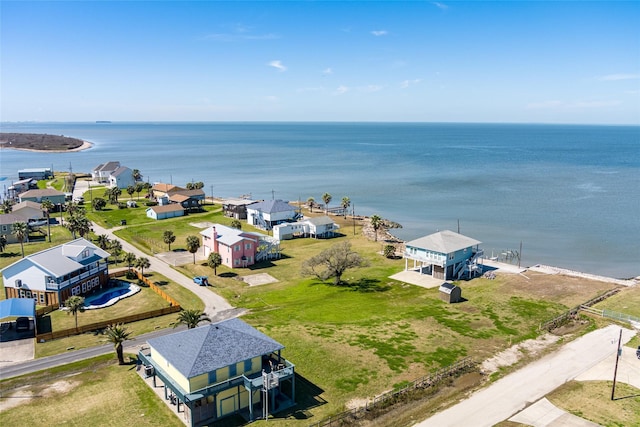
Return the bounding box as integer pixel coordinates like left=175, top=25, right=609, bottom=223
left=36, top=269, right=182, bottom=342
left=308, top=357, right=476, bottom=427
left=538, top=288, right=621, bottom=332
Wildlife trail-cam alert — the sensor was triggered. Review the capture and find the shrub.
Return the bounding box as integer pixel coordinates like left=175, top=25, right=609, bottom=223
left=145, top=201, right=158, bottom=207
left=384, top=245, right=396, bottom=258
left=117, top=202, right=127, bottom=209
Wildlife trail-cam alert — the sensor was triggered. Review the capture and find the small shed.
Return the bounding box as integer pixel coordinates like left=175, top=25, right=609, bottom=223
left=439, top=283, right=462, bottom=304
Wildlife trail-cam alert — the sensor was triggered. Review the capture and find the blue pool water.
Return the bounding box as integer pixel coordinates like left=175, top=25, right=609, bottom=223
left=86, top=288, right=130, bottom=306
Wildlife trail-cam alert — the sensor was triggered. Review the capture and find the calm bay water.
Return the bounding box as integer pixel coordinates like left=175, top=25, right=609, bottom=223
left=1, top=122, right=638, bottom=278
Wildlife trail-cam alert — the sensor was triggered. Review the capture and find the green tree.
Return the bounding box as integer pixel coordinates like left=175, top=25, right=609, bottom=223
left=96, top=234, right=111, bottom=250
left=135, top=257, right=150, bottom=276
left=126, top=185, right=136, bottom=199
left=41, top=199, right=54, bottom=242
left=174, top=309, right=211, bottom=329
left=132, top=169, right=142, bottom=182
left=1, top=199, right=13, bottom=213
left=230, top=219, right=242, bottom=230
left=341, top=197, right=351, bottom=218
left=384, top=244, right=396, bottom=259
left=163, top=230, right=176, bottom=251
left=322, top=192, right=332, bottom=213
left=12, top=221, right=29, bottom=257
left=66, top=212, right=91, bottom=238
left=207, top=252, right=223, bottom=275
left=135, top=182, right=144, bottom=200
left=301, top=241, right=367, bottom=286
left=109, top=239, right=122, bottom=263
left=0, top=234, right=7, bottom=252
left=65, top=295, right=85, bottom=331
left=104, top=323, right=131, bottom=365
left=370, top=214, right=382, bottom=242
left=124, top=252, right=137, bottom=272
left=92, top=197, right=107, bottom=211
left=186, top=235, right=201, bottom=264
left=307, top=197, right=315, bottom=213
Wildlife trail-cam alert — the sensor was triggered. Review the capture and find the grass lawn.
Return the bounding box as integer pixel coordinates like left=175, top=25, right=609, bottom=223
left=547, top=381, right=640, bottom=427
left=0, top=355, right=184, bottom=427
left=593, top=285, right=640, bottom=317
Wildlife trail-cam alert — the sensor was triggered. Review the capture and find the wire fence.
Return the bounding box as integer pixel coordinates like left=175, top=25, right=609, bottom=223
left=538, top=288, right=621, bottom=332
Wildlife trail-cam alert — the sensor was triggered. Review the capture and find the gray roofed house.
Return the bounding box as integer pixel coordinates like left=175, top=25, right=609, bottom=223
left=108, top=165, right=136, bottom=189
left=404, top=230, right=484, bottom=281
left=1, top=238, right=111, bottom=306
left=18, top=188, right=65, bottom=205
left=139, top=317, right=295, bottom=425
left=246, top=199, right=300, bottom=230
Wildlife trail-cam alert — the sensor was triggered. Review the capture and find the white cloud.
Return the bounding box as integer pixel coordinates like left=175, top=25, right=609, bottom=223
left=334, top=85, right=349, bottom=95
left=323, top=68, right=333, bottom=75
left=432, top=2, right=449, bottom=10
left=597, top=74, right=640, bottom=81
left=268, top=60, right=287, bottom=72
left=400, top=79, right=422, bottom=89
left=371, top=30, right=388, bottom=36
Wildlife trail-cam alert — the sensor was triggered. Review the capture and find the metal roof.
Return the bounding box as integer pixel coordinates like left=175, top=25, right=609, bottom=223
left=147, top=318, right=284, bottom=379
left=406, top=230, right=481, bottom=254
left=0, top=298, right=36, bottom=320
left=22, top=238, right=110, bottom=278
left=247, top=199, right=296, bottom=214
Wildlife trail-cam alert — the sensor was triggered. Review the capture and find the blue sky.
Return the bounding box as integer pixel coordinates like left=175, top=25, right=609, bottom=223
left=1, top=1, right=639, bottom=124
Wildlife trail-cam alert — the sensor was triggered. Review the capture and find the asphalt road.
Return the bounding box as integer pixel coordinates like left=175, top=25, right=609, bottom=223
left=415, top=325, right=637, bottom=427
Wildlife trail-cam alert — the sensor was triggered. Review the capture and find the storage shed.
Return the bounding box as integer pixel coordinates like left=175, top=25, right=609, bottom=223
left=439, top=283, right=462, bottom=304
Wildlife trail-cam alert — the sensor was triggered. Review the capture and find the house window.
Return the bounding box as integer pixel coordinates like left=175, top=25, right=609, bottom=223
left=244, top=359, right=252, bottom=372
left=39, top=293, right=45, bottom=304
left=234, top=259, right=239, bottom=266
left=234, top=245, right=240, bottom=252
left=229, top=364, right=237, bottom=377
left=208, top=370, right=217, bottom=384
left=245, top=243, right=251, bottom=250
left=82, top=249, right=90, bottom=259
left=448, top=253, right=454, bottom=260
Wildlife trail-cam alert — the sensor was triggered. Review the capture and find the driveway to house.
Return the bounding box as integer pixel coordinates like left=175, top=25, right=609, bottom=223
left=415, top=325, right=637, bottom=427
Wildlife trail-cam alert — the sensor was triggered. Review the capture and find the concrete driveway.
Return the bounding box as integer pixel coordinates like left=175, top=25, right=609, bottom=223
left=415, top=325, right=636, bottom=427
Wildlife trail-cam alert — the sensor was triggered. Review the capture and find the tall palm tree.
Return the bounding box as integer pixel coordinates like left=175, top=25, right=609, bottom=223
left=1, top=199, right=13, bottom=214
left=12, top=221, right=29, bottom=257
left=163, top=230, right=176, bottom=251
left=186, top=235, right=201, bottom=264
left=96, top=234, right=111, bottom=250
left=124, top=252, right=137, bottom=272
left=132, top=169, right=142, bottom=182
left=174, top=309, right=211, bottom=329
left=135, top=257, right=150, bottom=276
left=41, top=200, right=54, bottom=242
left=341, top=197, right=351, bottom=218
left=104, top=323, right=131, bottom=365
left=207, top=252, right=222, bottom=276
left=65, top=295, right=85, bottom=331
left=322, top=193, right=332, bottom=214
left=109, top=239, right=122, bottom=264
left=307, top=197, right=315, bottom=213
left=370, top=214, right=382, bottom=242
left=66, top=212, right=91, bottom=238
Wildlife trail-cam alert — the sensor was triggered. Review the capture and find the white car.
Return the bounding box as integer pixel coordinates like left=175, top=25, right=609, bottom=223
left=73, top=196, right=84, bottom=203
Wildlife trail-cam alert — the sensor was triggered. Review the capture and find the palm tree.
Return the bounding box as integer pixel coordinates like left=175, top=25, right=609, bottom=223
left=322, top=193, right=332, bottom=214
left=132, top=169, right=142, bottom=182
left=124, top=252, right=137, bottom=272
left=41, top=200, right=54, bottom=242
left=1, top=199, right=13, bottom=214
left=0, top=235, right=7, bottom=253
left=104, top=323, right=131, bottom=365
left=135, top=182, right=144, bottom=200
left=65, top=295, right=85, bottom=331
left=135, top=257, right=150, bottom=276
left=126, top=185, right=135, bottom=199
left=341, top=197, right=351, bottom=218
left=307, top=197, right=315, bottom=213
left=66, top=212, right=91, bottom=238
left=186, top=235, right=201, bottom=264
left=163, top=230, right=176, bottom=251
left=174, top=309, right=211, bottom=329
left=12, top=221, right=29, bottom=257
left=370, top=215, right=382, bottom=242
left=109, top=239, right=122, bottom=264
left=96, top=234, right=111, bottom=250
left=207, top=252, right=222, bottom=275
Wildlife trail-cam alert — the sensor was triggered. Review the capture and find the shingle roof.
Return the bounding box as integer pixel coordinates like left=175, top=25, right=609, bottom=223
left=248, top=199, right=296, bottom=214
left=406, top=230, right=481, bottom=254
left=149, top=204, right=185, bottom=213
left=306, top=215, right=334, bottom=226
left=200, top=224, right=257, bottom=246
left=0, top=213, right=25, bottom=225
left=111, top=166, right=131, bottom=177
left=18, top=238, right=110, bottom=278
left=13, top=201, right=42, bottom=211
left=19, top=188, right=65, bottom=198
left=148, top=318, right=284, bottom=379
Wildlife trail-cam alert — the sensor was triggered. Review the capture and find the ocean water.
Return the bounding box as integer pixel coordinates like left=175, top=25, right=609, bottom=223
left=1, top=122, right=638, bottom=278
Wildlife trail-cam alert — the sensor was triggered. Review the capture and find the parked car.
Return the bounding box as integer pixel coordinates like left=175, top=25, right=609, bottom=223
left=636, top=346, right=640, bottom=360
left=193, top=276, right=209, bottom=286
left=15, top=317, right=30, bottom=331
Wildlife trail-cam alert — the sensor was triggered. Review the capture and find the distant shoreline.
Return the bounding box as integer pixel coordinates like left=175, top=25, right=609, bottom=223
left=0, top=139, right=93, bottom=153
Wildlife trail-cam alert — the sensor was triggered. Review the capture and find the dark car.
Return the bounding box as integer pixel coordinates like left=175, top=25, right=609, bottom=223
left=15, top=317, right=30, bottom=331
left=636, top=346, right=640, bottom=360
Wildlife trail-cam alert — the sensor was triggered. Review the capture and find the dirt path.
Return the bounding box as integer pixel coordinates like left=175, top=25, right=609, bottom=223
left=414, top=325, right=636, bottom=427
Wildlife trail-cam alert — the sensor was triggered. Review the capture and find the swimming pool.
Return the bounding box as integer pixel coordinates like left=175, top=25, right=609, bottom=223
left=84, top=281, right=140, bottom=309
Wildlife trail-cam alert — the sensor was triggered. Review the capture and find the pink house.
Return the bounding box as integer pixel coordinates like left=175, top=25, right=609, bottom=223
left=200, top=224, right=268, bottom=268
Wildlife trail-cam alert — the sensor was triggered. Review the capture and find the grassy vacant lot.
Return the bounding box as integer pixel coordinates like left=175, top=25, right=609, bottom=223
left=0, top=355, right=184, bottom=427
left=594, top=285, right=640, bottom=317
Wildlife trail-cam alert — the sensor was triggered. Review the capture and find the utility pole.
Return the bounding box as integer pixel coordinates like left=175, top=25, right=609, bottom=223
left=611, top=328, right=623, bottom=400
left=352, top=204, right=356, bottom=235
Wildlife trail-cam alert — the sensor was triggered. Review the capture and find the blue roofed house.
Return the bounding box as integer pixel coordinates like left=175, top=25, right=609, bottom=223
left=138, top=318, right=295, bottom=425
left=403, top=230, right=484, bottom=280
left=246, top=199, right=300, bottom=230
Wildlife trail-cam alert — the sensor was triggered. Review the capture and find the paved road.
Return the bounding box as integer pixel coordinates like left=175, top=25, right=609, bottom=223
left=415, top=325, right=636, bottom=427
left=0, top=325, right=187, bottom=380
